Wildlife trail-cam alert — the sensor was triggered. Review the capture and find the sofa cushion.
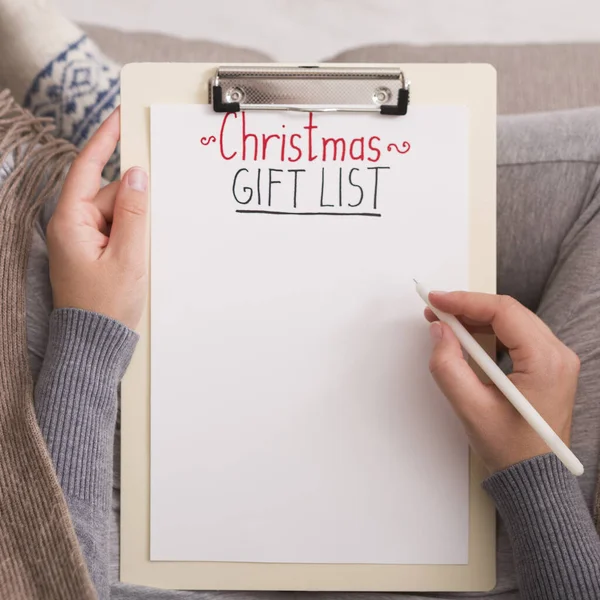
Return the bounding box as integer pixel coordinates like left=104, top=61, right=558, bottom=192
left=81, top=24, right=273, bottom=64
left=80, top=23, right=600, bottom=115
left=328, top=43, right=600, bottom=115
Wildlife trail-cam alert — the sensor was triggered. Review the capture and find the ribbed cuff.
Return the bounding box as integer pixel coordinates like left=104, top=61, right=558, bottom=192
left=483, top=453, right=600, bottom=599
left=35, top=309, right=138, bottom=507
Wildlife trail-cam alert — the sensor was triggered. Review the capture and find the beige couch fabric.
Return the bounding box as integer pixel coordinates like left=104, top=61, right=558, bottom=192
left=82, top=24, right=272, bottom=64
left=330, top=43, right=600, bottom=115
left=83, top=23, right=600, bottom=116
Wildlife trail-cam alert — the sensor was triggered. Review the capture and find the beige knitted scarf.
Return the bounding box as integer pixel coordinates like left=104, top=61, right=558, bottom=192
left=0, top=89, right=95, bottom=599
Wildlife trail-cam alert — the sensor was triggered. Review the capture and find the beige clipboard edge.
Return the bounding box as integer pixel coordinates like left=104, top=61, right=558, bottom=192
left=120, top=62, right=497, bottom=592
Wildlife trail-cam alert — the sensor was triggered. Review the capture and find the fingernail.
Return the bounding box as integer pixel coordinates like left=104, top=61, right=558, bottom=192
left=429, top=322, right=443, bottom=345
left=430, top=290, right=447, bottom=296
left=127, top=167, right=147, bottom=192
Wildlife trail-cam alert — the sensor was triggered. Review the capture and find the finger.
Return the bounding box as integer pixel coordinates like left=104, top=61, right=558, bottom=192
left=424, top=307, right=506, bottom=353
left=424, top=307, right=493, bottom=334
left=59, top=108, right=120, bottom=207
left=428, top=291, right=552, bottom=352
left=428, top=322, right=499, bottom=424
left=107, top=167, right=148, bottom=264
left=94, top=181, right=119, bottom=222
left=50, top=180, right=117, bottom=237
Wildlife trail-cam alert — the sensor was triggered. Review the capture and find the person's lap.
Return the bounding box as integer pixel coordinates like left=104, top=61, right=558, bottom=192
left=24, top=108, right=600, bottom=600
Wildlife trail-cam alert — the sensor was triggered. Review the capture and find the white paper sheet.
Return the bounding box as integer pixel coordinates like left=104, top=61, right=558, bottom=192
left=149, top=104, right=470, bottom=564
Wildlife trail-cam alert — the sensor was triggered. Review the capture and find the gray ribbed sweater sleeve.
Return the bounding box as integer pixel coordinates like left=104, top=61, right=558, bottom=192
left=484, top=453, right=600, bottom=599
left=34, top=309, right=138, bottom=600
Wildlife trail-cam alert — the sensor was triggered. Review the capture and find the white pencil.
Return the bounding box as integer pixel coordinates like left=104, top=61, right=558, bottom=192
left=414, top=280, right=584, bottom=477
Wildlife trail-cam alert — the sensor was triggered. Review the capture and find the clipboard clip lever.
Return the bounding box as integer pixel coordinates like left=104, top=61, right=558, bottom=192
left=210, top=66, right=410, bottom=116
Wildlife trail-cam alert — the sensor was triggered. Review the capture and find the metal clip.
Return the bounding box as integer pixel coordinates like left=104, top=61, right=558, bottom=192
left=210, top=66, right=410, bottom=116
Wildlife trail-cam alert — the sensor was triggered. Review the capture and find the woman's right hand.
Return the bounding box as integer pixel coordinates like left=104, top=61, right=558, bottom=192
left=425, top=292, right=580, bottom=474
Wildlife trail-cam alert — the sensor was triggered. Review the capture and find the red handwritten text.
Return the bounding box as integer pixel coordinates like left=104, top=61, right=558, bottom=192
left=218, top=112, right=394, bottom=163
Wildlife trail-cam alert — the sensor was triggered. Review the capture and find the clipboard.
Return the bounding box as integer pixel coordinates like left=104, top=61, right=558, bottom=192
left=120, top=62, right=497, bottom=592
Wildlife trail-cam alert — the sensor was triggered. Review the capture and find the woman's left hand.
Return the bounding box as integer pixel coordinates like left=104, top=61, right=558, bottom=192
left=47, top=108, right=149, bottom=330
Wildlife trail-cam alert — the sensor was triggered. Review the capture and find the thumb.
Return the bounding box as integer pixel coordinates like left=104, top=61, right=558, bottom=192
left=428, top=322, right=496, bottom=425
left=108, top=167, right=148, bottom=264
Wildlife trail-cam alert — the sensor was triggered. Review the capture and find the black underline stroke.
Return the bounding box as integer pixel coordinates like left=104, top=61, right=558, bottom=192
left=236, top=210, right=382, bottom=217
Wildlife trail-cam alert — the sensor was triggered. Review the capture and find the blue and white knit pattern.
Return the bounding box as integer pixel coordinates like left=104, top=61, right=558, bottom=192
left=23, top=34, right=121, bottom=181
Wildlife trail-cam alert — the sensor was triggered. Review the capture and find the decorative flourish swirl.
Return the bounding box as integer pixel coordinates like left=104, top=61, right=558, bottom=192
left=387, top=141, right=411, bottom=154
left=200, top=135, right=217, bottom=145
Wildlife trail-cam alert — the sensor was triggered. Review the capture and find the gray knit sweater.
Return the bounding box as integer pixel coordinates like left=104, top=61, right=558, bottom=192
left=34, top=309, right=600, bottom=599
